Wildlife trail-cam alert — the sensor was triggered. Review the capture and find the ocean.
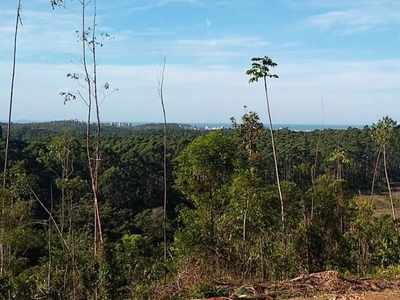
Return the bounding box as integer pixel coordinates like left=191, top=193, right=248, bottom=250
left=106, top=122, right=366, bottom=131
left=187, top=123, right=365, bottom=131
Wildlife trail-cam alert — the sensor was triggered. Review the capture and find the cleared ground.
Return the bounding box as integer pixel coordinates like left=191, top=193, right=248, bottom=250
left=292, top=290, right=400, bottom=299
left=195, top=271, right=400, bottom=299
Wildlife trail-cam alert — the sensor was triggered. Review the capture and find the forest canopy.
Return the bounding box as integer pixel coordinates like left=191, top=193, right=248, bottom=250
left=1, top=117, right=400, bottom=299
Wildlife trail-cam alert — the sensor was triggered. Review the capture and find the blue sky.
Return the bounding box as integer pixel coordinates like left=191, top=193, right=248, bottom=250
left=0, top=0, right=399, bottom=125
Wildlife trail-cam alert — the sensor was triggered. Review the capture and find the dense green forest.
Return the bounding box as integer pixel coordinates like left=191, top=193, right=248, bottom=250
left=1, top=117, right=400, bottom=299
left=1, top=1, right=399, bottom=299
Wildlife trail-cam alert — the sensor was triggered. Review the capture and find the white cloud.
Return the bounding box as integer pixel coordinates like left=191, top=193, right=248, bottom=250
left=125, top=0, right=204, bottom=12
left=206, top=18, right=211, bottom=28
left=284, top=0, right=400, bottom=34
left=0, top=8, right=81, bottom=58
left=283, top=0, right=399, bottom=10
left=2, top=5, right=265, bottom=65
left=0, top=58, right=399, bottom=125
left=158, top=37, right=269, bottom=61
left=306, top=8, right=400, bottom=34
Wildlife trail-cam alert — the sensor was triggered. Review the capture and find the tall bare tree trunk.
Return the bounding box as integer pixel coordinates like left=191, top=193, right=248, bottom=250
left=263, top=76, right=286, bottom=279
left=91, top=0, right=103, bottom=249
left=311, top=96, right=324, bottom=221
left=79, top=0, right=95, bottom=254
left=77, top=0, right=103, bottom=297
left=371, top=145, right=382, bottom=198
left=78, top=0, right=103, bottom=260
left=242, top=193, right=249, bottom=278
left=53, top=0, right=107, bottom=295
left=158, top=55, right=168, bottom=284
left=383, top=143, right=397, bottom=231
left=260, top=237, right=265, bottom=281
left=263, top=77, right=284, bottom=233
left=1, top=0, right=21, bottom=280
left=3, top=0, right=21, bottom=188
left=47, top=185, right=53, bottom=292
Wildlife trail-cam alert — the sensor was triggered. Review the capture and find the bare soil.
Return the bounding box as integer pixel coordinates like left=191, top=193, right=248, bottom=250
left=292, top=290, right=400, bottom=299
left=193, top=270, right=400, bottom=300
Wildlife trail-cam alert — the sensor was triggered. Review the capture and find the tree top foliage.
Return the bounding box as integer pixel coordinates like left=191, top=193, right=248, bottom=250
left=246, top=56, right=279, bottom=83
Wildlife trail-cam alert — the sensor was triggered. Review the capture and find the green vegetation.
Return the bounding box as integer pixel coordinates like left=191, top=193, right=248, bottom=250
left=2, top=2, right=400, bottom=298
left=1, top=117, right=400, bottom=299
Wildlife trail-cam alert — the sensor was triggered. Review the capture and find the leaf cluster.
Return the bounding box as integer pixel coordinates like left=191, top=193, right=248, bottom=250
left=246, top=56, right=279, bottom=83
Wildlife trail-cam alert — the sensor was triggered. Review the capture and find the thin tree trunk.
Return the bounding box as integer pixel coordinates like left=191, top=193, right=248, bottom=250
left=79, top=0, right=103, bottom=257
left=78, top=0, right=94, bottom=251
left=242, top=194, right=249, bottom=278
left=3, top=0, right=21, bottom=188
left=31, top=188, right=70, bottom=252
left=71, top=226, right=77, bottom=300
left=61, top=173, right=66, bottom=235
left=311, top=96, right=324, bottom=221
left=263, top=76, right=286, bottom=279
left=383, top=143, right=397, bottom=230
left=78, top=0, right=103, bottom=297
left=31, top=177, right=83, bottom=296
left=0, top=196, right=4, bottom=277
left=48, top=184, right=53, bottom=291
left=310, top=167, right=316, bottom=220
left=158, top=55, right=168, bottom=284
left=263, top=77, right=284, bottom=234
left=92, top=0, right=103, bottom=248
left=371, top=145, right=382, bottom=198
left=1, top=0, right=21, bottom=280
left=260, top=237, right=265, bottom=281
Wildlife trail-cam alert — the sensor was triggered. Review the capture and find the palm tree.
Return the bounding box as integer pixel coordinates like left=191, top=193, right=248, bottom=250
left=371, top=116, right=397, bottom=228
left=329, top=147, right=350, bottom=180
left=246, top=57, right=284, bottom=232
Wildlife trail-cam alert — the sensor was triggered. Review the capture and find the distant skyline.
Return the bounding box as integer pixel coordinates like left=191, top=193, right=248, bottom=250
left=0, top=0, right=399, bottom=126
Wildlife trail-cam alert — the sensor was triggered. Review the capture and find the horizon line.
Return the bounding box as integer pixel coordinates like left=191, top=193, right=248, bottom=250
left=0, top=119, right=368, bottom=127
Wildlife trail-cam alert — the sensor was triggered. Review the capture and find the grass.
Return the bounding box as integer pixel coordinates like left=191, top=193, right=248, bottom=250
left=355, top=189, right=400, bottom=218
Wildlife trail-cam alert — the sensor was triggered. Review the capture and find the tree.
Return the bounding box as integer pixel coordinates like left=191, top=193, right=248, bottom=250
left=39, top=135, right=82, bottom=232
left=175, top=132, right=236, bottom=251
left=371, top=116, right=397, bottom=228
left=329, top=147, right=350, bottom=180
left=54, top=0, right=116, bottom=256
left=227, top=169, right=266, bottom=278
left=230, top=111, right=264, bottom=277
left=52, top=1, right=117, bottom=298
left=246, top=57, right=285, bottom=235
left=231, top=111, right=264, bottom=165
left=310, top=174, right=351, bottom=270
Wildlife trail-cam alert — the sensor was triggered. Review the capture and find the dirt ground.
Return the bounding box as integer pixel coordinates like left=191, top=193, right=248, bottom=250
left=292, top=290, right=400, bottom=299
left=196, top=292, right=400, bottom=300
left=195, top=270, right=400, bottom=300
left=274, top=270, right=400, bottom=299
